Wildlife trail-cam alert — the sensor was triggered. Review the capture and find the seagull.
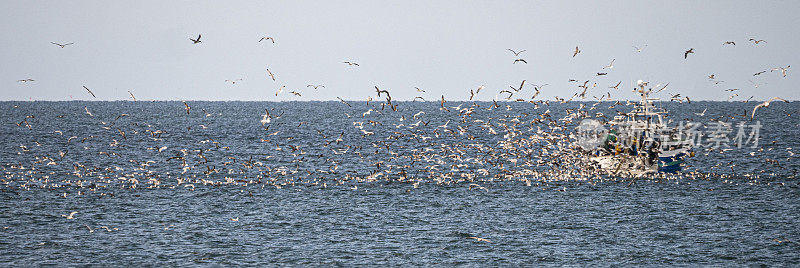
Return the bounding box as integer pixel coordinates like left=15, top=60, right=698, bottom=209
left=695, top=108, right=707, bottom=116
left=289, top=91, right=302, bottom=96
left=752, top=97, right=789, bottom=119
left=189, top=34, right=202, bottom=44
left=609, top=81, right=621, bottom=89
left=260, top=109, right=271, bottom=125
left=771, top=65, right=790, bottom=77
left=307, top=84, right=325, bottom=90
left=183, top=101, right=191, bottom=114
left=573, top=46, right=581, bottom=57
left=17, top=79, right=35, bottom=83
left=725, top=88, right=739, bottom=92
left=343, top=61, right=359, bottom=66
left=684, top=48, right=694, bottom=59
left=748, top=80, right=765, bottom=88
left=128, top=91, right=136, bottom=101
left=83, top=86, right=96, bottom=98
left=225, top=79, right=242, bottom=84
left=509, top=80, right=525, bottom=92
left=415, top=87, right=426, bottom=93
left=513, top=59, right=527, bottom=64
left=336, top=97, right=352, bottom=107
left=723, top=41, right=736, bottom=46
left=61, top=211, right=78, bottom=219
left=266, top=68, right=276, bottom=81
left=596, top=72, right=608, bottom=76
left=708, top=74, right=715, bottom=80
left=749, top=38, right=767, bottom=44
left=507, top=49, right=526, bottom=56
left=258, top=36, right=275, bottom=43
left=603, top=59, right=615, bottom=69
left=84, top=106, right=93, bottom=117
left=467, top=237, right=492, bottom=243
left=51, top=42, right=74, bottom=48
left=633, top=45, right=647, bottom=52
left=753, top=70, right=767, bottom=76
left=476, top=85, right=485, bottom=94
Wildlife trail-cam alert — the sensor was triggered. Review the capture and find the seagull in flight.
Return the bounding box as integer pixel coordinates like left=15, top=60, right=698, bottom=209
left=771, top=65, right=790, bottom=77
left=507, top=49, right=526, bottom=56
left=749, top=38, right=767, bottom=44
left=128, top=91, right=136, bottom=101
left=189, top=34, right=202, bottom=44
left=513, top=59, right=527, bottom=64
left=695, top=108, right=707, bottom=116
left=751, top=97, right=789, bottom=119
left=307, top=84, right=325, bottom=90
left=266, top=69, right=276, bottom=81
left=343, top=61, right=359, bottom=66
left=723, top=41, right=736, bottom=46
left=633, top=45, right=647, bottom=52
left=83, top=86, right=96, bottom=98
left=603, top=59, right=615, bottom=69
left=51, top=42, right=74, bottom=48
left=684, top=48, right=694, bottom=59
left=572, top=46, right=581, bottom=57
left=258, top=36, right=275, bottom=43
left=17, top=79, right=35, bottom=83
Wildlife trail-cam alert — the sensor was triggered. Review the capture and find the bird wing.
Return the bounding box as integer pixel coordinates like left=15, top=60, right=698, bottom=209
left=770, top=97, right=789, bottom=103
left=83, top=86, right=96, bottom=98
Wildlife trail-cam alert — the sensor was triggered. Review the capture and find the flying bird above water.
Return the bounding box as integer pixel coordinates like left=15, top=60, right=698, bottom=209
left=258, top=36, right=275, bottom=43
left=51, top=42, right=74, bottom=48
left=307, top=84, right=325, bottom=90
left=513, top=59, right=527, bottom=64
left=83, top=86, right=96, bottom=98
left=266, top=69, right=276, bottom=81
left=128, top=91, right=136, bottom=101
left=723, top=41, right=736, bottom=46
left=507, top=49, right=526, bottom=56
left=573, top=46, right=581, bottom=57
left=190, top=34, right=202, bottom=44
left=603, top=59, right=615, bottom=69
left=343, top=61, right=359, bottom=66
left=633, top=45, right=647, bottom=52
left=684, top=48, right=694, bottom=59
left=17, top=79, right=35, bottom=83
left=771, top=65, right=790, bottom=77
left=751, top=97, right=789, bottom=119
left=225, top=79, right=243, bottom=85
left=749, top=38, right=767, bottom=44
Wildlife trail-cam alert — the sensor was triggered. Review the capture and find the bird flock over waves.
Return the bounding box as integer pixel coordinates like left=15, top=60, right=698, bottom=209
left=3, top=34, right=798, bottom=202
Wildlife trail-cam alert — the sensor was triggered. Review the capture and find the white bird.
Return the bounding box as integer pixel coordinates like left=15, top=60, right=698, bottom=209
left=603, top=59, right=615, bottom=69
left=752, top=97, right=789, bottom=119
left=62, top=211, right=78, bottom=219
left=695, top=108, right=707, bottom=117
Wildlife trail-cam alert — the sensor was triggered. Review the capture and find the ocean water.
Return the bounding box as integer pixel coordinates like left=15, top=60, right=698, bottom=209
left=1, top=101, right=798, bottom=266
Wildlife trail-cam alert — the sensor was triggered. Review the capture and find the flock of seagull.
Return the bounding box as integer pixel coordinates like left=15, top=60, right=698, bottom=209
left=3, top=34, right=798, bottom=238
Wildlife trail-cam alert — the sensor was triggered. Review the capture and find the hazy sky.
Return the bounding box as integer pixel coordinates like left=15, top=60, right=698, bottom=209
left=1, top=0, right=798, bottom=101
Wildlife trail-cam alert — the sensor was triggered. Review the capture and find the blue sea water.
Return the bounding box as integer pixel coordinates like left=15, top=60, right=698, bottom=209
left=1, top=101, right=798, bottom=266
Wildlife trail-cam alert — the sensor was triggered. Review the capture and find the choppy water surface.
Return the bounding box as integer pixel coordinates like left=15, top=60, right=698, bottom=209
left=1, top=101, right=799, bottom=266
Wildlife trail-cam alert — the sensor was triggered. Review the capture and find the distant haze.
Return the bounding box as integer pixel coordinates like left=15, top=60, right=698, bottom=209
left=1, top=0, right=797, bottom=101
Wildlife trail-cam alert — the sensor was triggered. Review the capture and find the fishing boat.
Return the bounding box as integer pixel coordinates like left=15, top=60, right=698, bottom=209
left=579, top=80, right=693, bottom=176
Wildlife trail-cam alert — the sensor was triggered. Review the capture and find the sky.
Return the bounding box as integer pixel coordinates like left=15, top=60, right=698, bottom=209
left=0, top=0, right=798, bottom=101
